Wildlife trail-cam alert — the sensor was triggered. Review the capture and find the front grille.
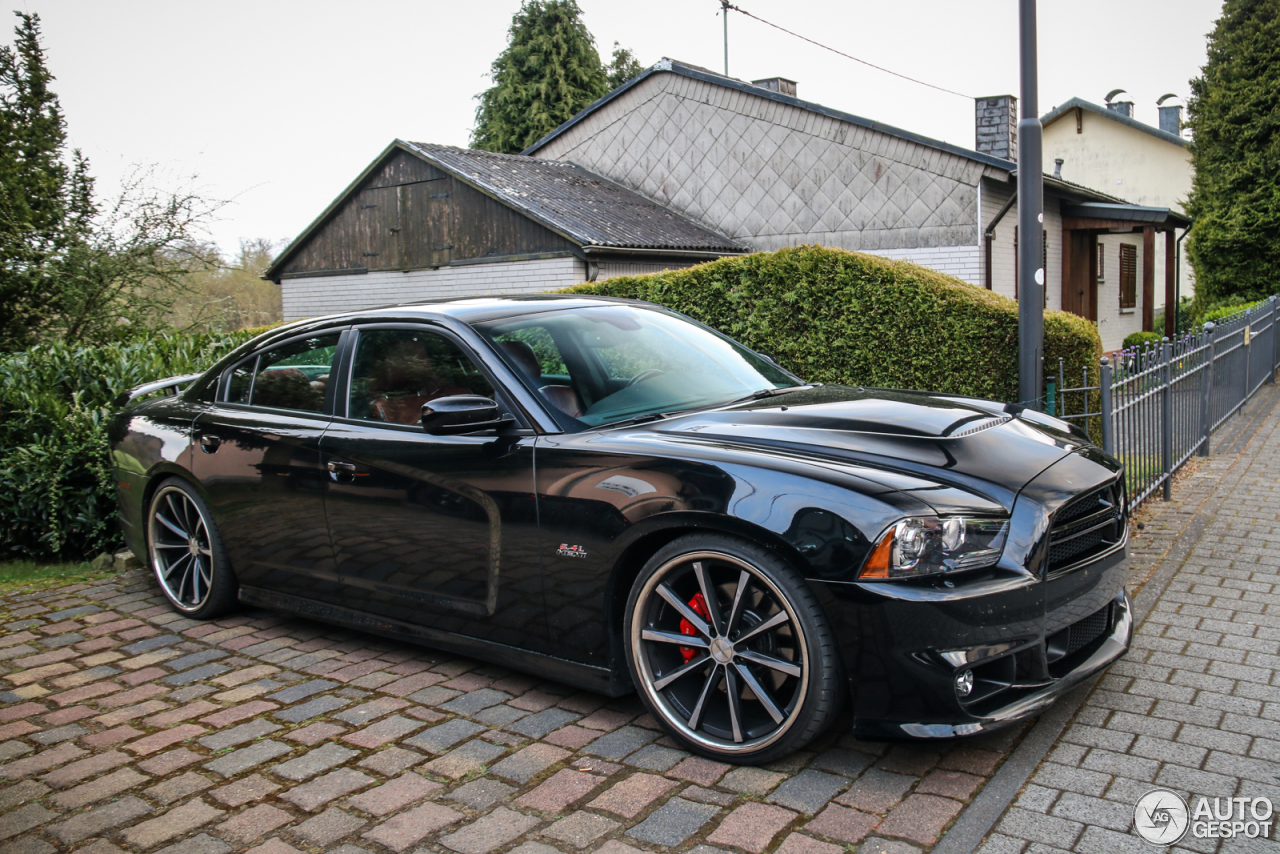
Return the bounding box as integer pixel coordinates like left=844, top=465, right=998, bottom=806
left=1047, top=604, right=1113, bottom=673
left=1047, top=480, right=1125, bottom=576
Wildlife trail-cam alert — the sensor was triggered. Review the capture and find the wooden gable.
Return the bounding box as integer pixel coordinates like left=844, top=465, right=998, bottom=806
left=275, top=148, right=577, bottom=280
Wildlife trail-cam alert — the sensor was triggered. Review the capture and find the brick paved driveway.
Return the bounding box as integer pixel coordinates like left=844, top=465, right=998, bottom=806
left=0, top=569, right=1022, bottom=854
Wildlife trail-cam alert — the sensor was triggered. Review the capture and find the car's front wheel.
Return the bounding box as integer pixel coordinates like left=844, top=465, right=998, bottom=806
left=624, top=534, right=841, bottom=763
left=147, top=478, right=236, bottom=619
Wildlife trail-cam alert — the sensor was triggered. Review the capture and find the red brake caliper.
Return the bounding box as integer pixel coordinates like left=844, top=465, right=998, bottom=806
left=679, top=592, right=711, bottom=662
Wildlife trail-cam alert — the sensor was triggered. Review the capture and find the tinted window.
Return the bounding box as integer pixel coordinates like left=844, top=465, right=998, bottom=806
left=225, top=334, right=340, bottom=413
left=349, top=329, right=495, bottom=425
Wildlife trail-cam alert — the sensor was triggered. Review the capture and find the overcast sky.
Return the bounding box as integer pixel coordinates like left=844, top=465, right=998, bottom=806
left=21, top=0, right=1223, bottom=255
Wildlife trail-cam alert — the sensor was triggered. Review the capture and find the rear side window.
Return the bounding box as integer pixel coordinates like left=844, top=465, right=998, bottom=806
left=225, top=333, right=341, bottom=413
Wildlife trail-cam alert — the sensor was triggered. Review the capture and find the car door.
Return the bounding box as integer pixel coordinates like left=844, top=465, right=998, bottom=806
left=319, top=324, right=546, bottom=644
left=190, top=329, right=347, bottom=600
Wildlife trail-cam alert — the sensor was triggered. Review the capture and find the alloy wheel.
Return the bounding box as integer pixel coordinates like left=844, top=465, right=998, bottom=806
left=148, top=485, right=216, bottom=612
left=630, top=551, right=809, bottom=755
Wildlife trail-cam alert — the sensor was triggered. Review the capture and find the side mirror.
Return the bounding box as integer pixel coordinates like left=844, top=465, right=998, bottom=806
left=421, top=395, right=510, bottom=435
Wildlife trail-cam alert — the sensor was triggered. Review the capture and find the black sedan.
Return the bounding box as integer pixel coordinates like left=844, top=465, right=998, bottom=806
left=110, top=295, right=1132, bottom=763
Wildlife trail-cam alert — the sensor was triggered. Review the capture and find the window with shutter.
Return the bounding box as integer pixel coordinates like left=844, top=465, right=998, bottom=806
left=1119, top=244, right=1137, bottom=308
left=1096, top=243, right=1105, bottom=282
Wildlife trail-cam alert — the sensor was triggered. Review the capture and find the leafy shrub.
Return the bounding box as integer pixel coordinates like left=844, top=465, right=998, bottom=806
left=1123, top=331, right=1163, bottom=351
left=1203, top=297, right=1270, bottom=325
left=0, top=330, right=257, bottom=560
left=566, top=245, right=1101, bottom=407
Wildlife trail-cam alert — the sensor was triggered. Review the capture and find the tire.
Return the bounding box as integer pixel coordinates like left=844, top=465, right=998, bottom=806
left=623, top=533, right=842, bottom=764
left=146, top=478, right=237, bottom=619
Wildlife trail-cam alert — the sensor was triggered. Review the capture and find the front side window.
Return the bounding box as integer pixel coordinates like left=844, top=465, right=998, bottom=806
left=226, top=333, right=340, bottom=413
left=475, top=306, right=801, bottom=429
left=348, top=328, right=494, bottom=425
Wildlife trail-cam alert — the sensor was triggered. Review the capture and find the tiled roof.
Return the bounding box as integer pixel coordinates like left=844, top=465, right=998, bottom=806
left=403, top=142, right=746, bottom=253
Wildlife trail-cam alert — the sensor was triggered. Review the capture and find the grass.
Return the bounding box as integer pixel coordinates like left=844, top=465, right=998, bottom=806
left=0, top=559, right=119, bottom=594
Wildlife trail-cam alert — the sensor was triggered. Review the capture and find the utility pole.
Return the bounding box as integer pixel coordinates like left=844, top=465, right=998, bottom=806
left=722, top=0, right=730, bottom=76
left=1017, top=0, right=1044, bottom=409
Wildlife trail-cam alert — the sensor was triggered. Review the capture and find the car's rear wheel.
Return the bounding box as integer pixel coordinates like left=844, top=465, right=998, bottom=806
left=147, top=479, right=236, bottom=619
left=624, top=534, right=841, bottom=763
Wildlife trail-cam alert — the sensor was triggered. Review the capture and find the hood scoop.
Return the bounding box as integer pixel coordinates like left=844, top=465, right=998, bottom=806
left=949, top=415, right=1013, bottom=438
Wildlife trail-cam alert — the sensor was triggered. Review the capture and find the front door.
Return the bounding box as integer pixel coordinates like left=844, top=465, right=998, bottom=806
left=319, top=325, right=545, bottom=643
left=1062, top=231, right=1098, bottom=321
left=190, top=330, right=345, bottom=599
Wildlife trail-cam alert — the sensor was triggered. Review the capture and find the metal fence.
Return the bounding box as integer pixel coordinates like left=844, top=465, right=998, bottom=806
left=1054, top=295, right=1280, bottom=511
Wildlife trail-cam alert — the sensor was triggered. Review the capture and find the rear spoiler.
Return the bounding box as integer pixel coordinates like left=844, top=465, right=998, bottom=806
left=115, top=373, right=203, bottom=408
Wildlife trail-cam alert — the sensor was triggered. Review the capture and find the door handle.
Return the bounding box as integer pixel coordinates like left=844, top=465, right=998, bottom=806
left=327, top=461, right=357, bottom=483
left=198, top=434, right=221, bottom=453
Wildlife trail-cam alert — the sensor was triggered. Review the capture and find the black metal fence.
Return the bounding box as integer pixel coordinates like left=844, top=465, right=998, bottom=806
left=1053, top=295, right=1280, bottom=511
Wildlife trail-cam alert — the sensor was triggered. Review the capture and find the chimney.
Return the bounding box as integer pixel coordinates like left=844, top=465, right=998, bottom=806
left=1107, top=100, right=1134, bottom=118
left=975, top=95, right=1017, bottom=162
left=1157, top=94, right=1183, bottom=136
left=1053, top=158, right=1064, bottom=179
left=752, top=77, right=797, bottom=97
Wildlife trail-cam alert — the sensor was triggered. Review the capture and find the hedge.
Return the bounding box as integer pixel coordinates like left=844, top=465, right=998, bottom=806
left=566, top=245, right=1101, bottom=406
left=0, top=329, right=264, bottom=560
left=1123, top=331, right=1163, bottom=351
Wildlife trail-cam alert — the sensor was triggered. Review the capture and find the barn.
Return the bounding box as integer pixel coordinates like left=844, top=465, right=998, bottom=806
left=265, top=141, right=746, bottom=321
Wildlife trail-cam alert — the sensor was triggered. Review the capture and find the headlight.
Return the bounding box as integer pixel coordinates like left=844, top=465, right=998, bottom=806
left=858, top=516, right=1009, bottom=580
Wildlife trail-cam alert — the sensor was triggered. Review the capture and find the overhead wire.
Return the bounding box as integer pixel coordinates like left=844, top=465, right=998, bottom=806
left=721, top=2, right=974, bottom=101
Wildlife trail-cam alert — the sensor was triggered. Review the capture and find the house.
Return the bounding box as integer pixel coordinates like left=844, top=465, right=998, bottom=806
left=521, top=59, right=1189, bottom=350
left=1041, top=94, right=1195, bottom=339
left=265, top=141, right=746, bottom=321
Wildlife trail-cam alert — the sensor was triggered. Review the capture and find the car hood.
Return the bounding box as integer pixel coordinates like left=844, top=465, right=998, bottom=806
left=631, top=385, right=1093, bottom=511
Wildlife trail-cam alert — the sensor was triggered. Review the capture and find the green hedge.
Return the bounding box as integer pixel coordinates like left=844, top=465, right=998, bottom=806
left=1203, top=297, right=1270, bottom=325
left=1123, top=331, right=1163, bottom=351
left=567, top=245, right=1101, bottom=406
left=0, top=330, right=258, bottom=560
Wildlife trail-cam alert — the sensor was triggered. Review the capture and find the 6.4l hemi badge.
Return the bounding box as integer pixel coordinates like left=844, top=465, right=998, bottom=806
left=557, top=544, right=588, bottom=558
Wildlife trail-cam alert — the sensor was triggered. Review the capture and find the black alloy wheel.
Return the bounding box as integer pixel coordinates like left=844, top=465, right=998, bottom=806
left=147, top=479, right=236, bottom=619
left=625, top=534, right=841, bottom=763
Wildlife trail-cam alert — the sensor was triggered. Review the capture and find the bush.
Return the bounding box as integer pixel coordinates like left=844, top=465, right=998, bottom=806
left=1203, top=297, right=1270, bottom=325
left=566, top=245, right=1101, bottom=407
left=0, top=330, right=256, bottom=560
left=1123, top=331, right=1163, bottom=351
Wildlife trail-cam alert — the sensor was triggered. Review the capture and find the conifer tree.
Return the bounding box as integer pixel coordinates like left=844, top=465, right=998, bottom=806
left=1185, top=0, right=1280, bottom=309
left=471, top=1, right=641, bottom=154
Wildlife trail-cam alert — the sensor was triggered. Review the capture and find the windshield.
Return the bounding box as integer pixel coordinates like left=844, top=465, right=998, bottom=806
left=473, top=305, right=802, bottom=429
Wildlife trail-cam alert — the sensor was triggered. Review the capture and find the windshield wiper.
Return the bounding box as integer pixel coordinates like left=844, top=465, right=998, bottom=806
left=726, top=386, right=807, bottom=406
left=601, top=412, right=669, bottom=430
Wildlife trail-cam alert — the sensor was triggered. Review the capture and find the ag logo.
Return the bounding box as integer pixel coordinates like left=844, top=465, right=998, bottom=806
left=556, top=544, right=588, bottom=559
left=1135, top=789, right=1190, bottom=846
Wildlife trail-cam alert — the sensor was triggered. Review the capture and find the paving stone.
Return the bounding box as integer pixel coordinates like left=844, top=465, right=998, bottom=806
left=242, top=841, right=304, bottom=854
left=120, top=797, right=224, bottom=848
left=626, top=797, right=720, bottom=846
left=360, top=801, right=464, bottom=852
left=406, top=685, right=462, bottom=705
left=440, top=806, right=541, bottom=854
left=708, top=802, right=798, bottom=853
left=837, top=768, right=918, bottom=813
left=357, top=745, right=423, bottom=776
left=721, top=766, right=788, bottom=795
left=423, top=738, right=508, bottom=779
left=281, top=767, right=375, bottom=811
left=876, top=793, right=962, bottom=846
left=0, top=779, right=51, bottom=811
left=803, top=804, right=880, bottom=845
left=811, top=748, right=875, bottom=778
left=292, top=807, right=367, bottom=847
left=137, top=747, right=202, bottom=776
left=544, top=725, right=598, bottom=749
left=917, top=769, right=984, bottom=801
left=121, top=633, right=182, bottom=654
left=589, top=772, right=679, bottom=818
left=41, top=749, right=130, bottom=788
left=404, top=718, right=486, bottom=754
left=347, top=771, right=441, bottom=815
left=581, top=725, right=659, bottom=760
left=204, top=739, right=293, bottom=777
left=682, top=785, right=738, bottom=806
left=440, top=688, right=514, bottom=715
left=30, top=723, right=88, bottom=744
left=624, top=743, right=687, bottom=771
left=272, top=742, right=358, bottom=781
left=145, top=769, right=214, bottom=804
left=491, top=743, right=571, bottom=784
left=198, top=717, right=282, bottom=750
left=0, top=741, right=86, bottom=778
left=267, top=679, right=338, bottom=703
left=342, top=714, right=424, bottom=748
left=448, top=778, right=519, bottom=810
left=475, top=704, right=530, bottom=727
left=210, top=773, right=281, bottom=807
left=151, top=835, right=230, bottom=854
left=332, top=697, right=409, bottom=726
left=509, top=707, right=581, bottom=738
left=769, top=769, right=850, bottom=814
left=217, top=803, right=293, bottom=842
left=0, top=803, right=57, bottom=843
left=669, top=755, right=732, bottom=786
left=163, top=662, right=230, bottom=685
left=273, top=694, right=351, bottom=723
left=517, top=768, right=604, bottom=813
left=125, top=723, right=206, bottom=755
left=774, top=833, right=844, bottom=854
left=285, top=721, right=346, bottom=746
left=541, top=811, right=621, bottom=849
left=47, top=796, right=150, bottom=844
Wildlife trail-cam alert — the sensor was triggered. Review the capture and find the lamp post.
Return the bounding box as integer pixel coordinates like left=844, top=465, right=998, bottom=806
left=1017, top=0, right=1044, bottom=408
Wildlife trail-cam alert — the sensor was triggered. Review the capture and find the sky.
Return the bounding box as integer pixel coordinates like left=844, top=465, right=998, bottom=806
left=19, top=0, right=1224, bottom=256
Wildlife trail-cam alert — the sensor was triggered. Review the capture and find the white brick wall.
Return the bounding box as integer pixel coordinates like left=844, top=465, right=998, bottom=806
left=863, top=246, right=981, bottom=286
left=281, top=256, right=585, bottom=321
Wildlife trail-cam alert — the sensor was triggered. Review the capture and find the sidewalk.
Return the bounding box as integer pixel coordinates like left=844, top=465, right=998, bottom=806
left=971, top=379, right=1280, bottom=854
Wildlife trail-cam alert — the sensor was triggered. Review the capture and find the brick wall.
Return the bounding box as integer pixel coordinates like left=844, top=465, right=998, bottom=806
left=280, top=257, right=585, bottom=321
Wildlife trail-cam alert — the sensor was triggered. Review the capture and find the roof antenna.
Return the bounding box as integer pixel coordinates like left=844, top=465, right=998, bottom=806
left=722, top=1, right=730, bottom=76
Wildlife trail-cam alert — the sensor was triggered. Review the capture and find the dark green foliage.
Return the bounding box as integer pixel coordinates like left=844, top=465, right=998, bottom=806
left=0, top=12, right=93, bottom=351
left=1186, top=0, right=1280, bottom=310
left=566, top=245, right=1101, bottom=408
left=0, top=329, right=256, bottom=559
left=471, top=1, right=641, bottom=154
left=1123, top=331, right=1163, bottom=350
left=1201, top=295, right=1270, bottom=324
